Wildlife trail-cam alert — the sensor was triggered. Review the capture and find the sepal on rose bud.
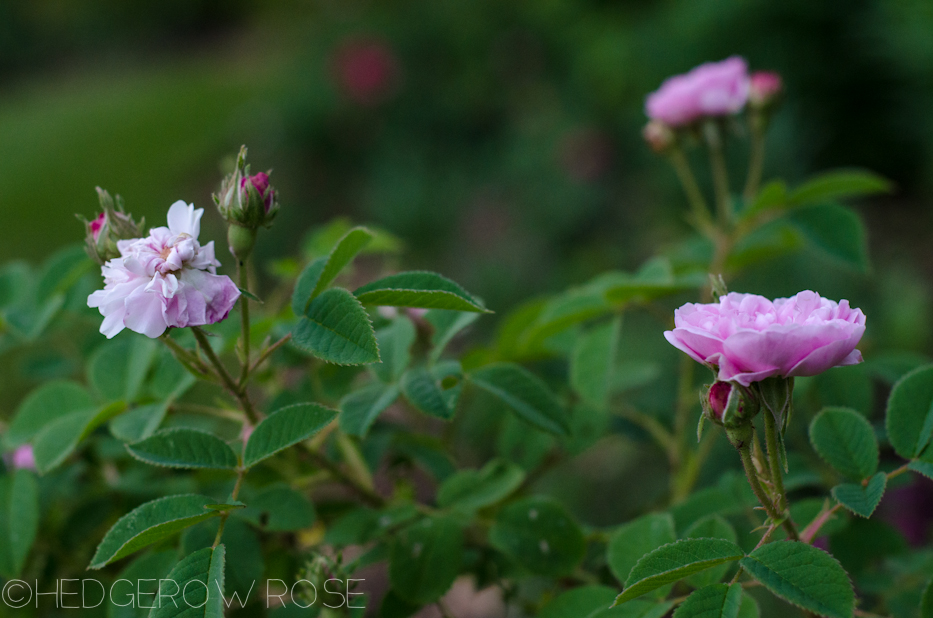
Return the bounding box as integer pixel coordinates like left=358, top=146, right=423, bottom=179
left=213, top=145, right=279, bottom=233
left=79, top=187, right=145, bottom=265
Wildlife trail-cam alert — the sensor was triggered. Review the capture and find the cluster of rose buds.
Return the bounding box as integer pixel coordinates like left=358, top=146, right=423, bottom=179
left=213, top=145, right=280, bottom=260
left=641, top=56, right=783, bottom=152
left=80, top=188, right=145, bottom=265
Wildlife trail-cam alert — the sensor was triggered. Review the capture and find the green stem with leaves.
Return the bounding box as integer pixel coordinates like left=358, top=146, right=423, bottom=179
left=704, top=122, right=733, bottom=228
left=213, top=468, right=246, bottom=548
left=668, top=146, right=714, bottom=233
left=192, top=327, right=260, bottom=425
left=237, top=259, right=251, bottom=388
left=743, top=118, right=766, bottom=203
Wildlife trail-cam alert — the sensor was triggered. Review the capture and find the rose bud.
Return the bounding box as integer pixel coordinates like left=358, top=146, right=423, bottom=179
left=703, top=381, right=760, bottom=428
left=748, top=71, right=783, bottom=109
left=213, top=146, right=280, bottom=259
left=79, top=187, right=145, bottom=265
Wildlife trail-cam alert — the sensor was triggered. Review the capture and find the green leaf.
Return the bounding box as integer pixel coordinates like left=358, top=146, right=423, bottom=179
left=340, top=382, right=400, bottom=438
left=737, top=593, right=760, bottom=618
left=571, top=317, right=621, bottom=409
left=613, top=539, right=745, bottom=605
left=831, top=472, right=887, bottom=518
left=0, top=470, right=39, bottom=578
left=489, top=496, right=585, bottom=576
left=401, top=364, right=462, bottom=421
left=607, top=513, right=676, bottom=585
left=34, top=402, right=125, bottom=474
left=437, top=459, right=525, bottom=512
left=126, top=429, right=240, bottom=470
left=4, top=380, right=95, bottom=448
left=909, top=460, right=933, bottom=481
left=372, top=318, right=416, bottom=383
left=426, top=309, right=480, bottom=362
left=110, top=401, right=171, bottom=443
left=291, top=256, right=327, bottom=315
left=236, top=484, right=315, bottom=532
left=312, top=227, right=374, bottom=300
left=111, top=550, right=179, bottom=618
left=539, top=586, right=617, bottom=618
left=389, top=517, right=463, bottom=604
left=89, top=495, right=229, bottom=569
left=354, top=271, right=489, bottom=313
left=88, top=336, right=158, bottom=403
left=790, top=203, right=869, bottom=271
left=243, top=402, right=338, bottom=468
left=922, top=576, right=933, bottom=618
left=885, top=365, right=933, bottom=459
left=739, top=541, right=854, bottom=618
left=37, top=244, right=93, bottom=301
left=683, top=515, right=739, bottom=588
left=673, top=584, right=743, bottom=618
left=150, top=545, right=225, bottom=618
left=809, top=407, right=879, bottom=480
left=788, top=169, right=892, bottom=207
left=740, top=179, right=787, bottom=219
left=292, top=288, right=380, bottom=365
left=469, top=363, right=569, bottom=435
left=602, top=258, right=705, bottom=305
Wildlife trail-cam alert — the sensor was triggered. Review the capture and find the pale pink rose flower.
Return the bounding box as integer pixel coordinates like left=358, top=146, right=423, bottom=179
left=88, top=201, right=240, bottom=339
left=12, top=445, right=36, bottom=470
left=665, top=291, right=866, bottom=386
left=645, top=56, right=750, bottom=127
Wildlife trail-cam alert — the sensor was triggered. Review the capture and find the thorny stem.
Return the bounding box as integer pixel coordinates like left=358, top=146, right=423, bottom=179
left=213, top=468, right=246, bottom=548
left=304, top=447, right=386, bottom=508
left=762, top=412, right=800, bottom=540
left=737, top=438, right=782, bottom=522
left=192, top=327, right=260, bottom=425
left=731, top=521, right=780, bottom=584
left=237, top=259, right=251, bottom=388
left=249, top=333, right=292, bottom=373
left=704, top=122, right=733, bottom=228
left=743, top=121, right=766, bottom=204
left=668, top=146, right=714, bottom=234
left=159, top=333, right=211, bottom=378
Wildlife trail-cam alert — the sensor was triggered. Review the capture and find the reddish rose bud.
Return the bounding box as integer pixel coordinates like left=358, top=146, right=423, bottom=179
left=240, top=172, right=275, bottom=212
left=708, top=381, right=733, bottom=420
left=90, top=212, right=106, bottom=242
left=332, top=38, right=400, bottom=105
left=748, top=71, right=783, bottom=108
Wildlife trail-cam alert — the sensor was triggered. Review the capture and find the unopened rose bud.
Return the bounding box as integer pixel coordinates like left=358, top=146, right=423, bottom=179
left=642, top=120, right=675, bottom=153
left=708, top=381, right=732, bottom=421
left=748, top=71, right=782, bottom=109
left=79, top=188, right=145, bottom=265
left=703, top=381, right=760, bottom=428
left=214, top=146, right=280, bottom=241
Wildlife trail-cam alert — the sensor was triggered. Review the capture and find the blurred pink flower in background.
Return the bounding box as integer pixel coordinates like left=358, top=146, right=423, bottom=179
left=88, top=201, right=240, bottom=338
left=749, top=71, right=783, bottom=107
left=12, top=445, right=36, bottom=470
left=646, top=56, right=750, bottom=127
left=332, top=37, right=400, bottom=105
left=665, top=291, right=866, bottom=386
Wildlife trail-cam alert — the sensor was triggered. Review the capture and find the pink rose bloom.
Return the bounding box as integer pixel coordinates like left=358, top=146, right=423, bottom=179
left=88, top=201, right=240, bottom=339
left=645, top=56, right=750, bottom=127
left=665, top=291, right=866, bottom=386
left=11, top=445, right=36, bottom=470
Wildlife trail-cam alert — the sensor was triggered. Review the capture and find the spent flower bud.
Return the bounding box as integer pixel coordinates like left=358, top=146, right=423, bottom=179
left=642, top=120, right=675, bottom=153
left=748, top=71, right=783, bottom=109
left=79, top=187, right=145, bottom=265
left=213, top=146, right=279, bottom=238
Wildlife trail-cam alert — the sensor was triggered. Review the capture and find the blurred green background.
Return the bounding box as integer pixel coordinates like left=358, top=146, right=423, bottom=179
left=2, top=0, right=932, bottom=339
